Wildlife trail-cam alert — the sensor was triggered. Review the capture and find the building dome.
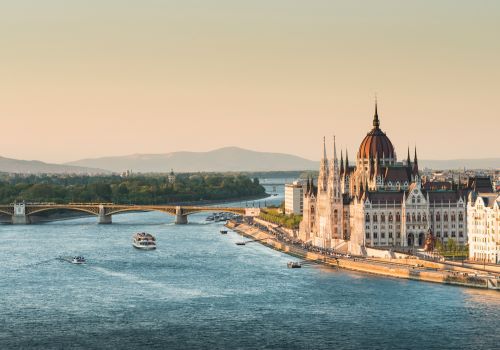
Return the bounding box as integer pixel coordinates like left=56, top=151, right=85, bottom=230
left=358, top=103, right=395, bottom=161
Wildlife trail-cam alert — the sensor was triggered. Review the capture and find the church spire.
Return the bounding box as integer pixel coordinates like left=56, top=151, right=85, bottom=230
left=345, top=149, right=349, bottom=171
left=413, top=146, right=419, bottom=175
left=407, top=146, right=412, bottom=168
left=373, top=97, right=380, bottom=129
left=340, top=150, right=344, bottom=175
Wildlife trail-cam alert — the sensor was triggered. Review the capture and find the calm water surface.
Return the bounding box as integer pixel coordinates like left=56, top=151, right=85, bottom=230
left=0, top=186, right=499, bottom=349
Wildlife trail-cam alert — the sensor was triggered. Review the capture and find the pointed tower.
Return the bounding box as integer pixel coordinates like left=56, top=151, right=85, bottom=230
left=345, top=149, right=349, bottom=171
left=406, top=146, right=412, bottom=168
left=318, top=137, right=329, bottom=193
left=340, top=150, right=344, bottom=176
left=413, top=146, right=419, bottom=176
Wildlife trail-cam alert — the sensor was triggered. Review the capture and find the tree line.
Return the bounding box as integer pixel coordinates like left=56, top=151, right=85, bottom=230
left=0, top=173, right=265, bottom=204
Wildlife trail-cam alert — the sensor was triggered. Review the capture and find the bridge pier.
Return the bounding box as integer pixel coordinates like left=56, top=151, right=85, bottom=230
left=175, top=206, right=188, bottom=224
left=98, top=206, right=112, bottom=224
left=12, top=203, right=30, bottom=224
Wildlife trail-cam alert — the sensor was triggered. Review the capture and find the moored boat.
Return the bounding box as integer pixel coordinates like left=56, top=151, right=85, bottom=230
left=220, top=229, right=228, bottom=234
left=287, top=261, right=301, bottom=268
left=72, top=256, right=86, bottom=264
left=132, top=232, right=157, bottom=250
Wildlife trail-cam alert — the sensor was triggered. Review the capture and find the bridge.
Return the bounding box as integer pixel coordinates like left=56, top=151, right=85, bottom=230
left=0, top=203, right=260, bottom=225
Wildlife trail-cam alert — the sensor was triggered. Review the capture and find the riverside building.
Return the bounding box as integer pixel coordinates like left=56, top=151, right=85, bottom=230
left=467, top=191, right=500, bottom=264
left=299, top=102, right=473, bottom=255
left=285, top=181, right=306, bottom=215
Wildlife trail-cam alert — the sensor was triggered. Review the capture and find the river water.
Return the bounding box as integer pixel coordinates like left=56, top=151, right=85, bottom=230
left=0, top=182, right=499, bottom=349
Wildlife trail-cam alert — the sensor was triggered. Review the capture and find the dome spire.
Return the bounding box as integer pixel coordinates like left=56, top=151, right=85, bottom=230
left=373, top=95, right=380, bottom=129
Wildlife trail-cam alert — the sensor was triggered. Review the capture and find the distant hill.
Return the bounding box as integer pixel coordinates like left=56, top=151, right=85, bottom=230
left=420, top=158, right=500, bottom=170
left=66, top=147, right=319, bottom=173
left=0, top=156, right=109, bottom=174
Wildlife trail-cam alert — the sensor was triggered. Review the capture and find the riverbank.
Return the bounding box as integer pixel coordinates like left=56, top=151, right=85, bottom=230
left=227, top=221, right=500, bottom=290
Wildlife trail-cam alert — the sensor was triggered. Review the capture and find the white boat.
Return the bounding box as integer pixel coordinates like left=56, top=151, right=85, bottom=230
left=132, top=232, right=157, bottom=250
left=71, top=256, right=86, bottom=264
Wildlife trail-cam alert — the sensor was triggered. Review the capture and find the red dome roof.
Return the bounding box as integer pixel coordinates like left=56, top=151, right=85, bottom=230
left=358, top=104, right=395, bottom=160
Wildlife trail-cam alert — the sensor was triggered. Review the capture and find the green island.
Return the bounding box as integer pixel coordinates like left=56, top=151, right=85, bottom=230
left=0, top=173, right=266, bottom=204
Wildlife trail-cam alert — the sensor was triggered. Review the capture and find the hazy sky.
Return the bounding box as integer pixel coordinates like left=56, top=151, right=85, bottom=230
left=0, top=0, right=499, bottom=163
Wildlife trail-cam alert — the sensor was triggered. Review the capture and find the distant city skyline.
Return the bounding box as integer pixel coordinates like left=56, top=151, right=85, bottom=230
left=1, top=0, right=499, bottom=163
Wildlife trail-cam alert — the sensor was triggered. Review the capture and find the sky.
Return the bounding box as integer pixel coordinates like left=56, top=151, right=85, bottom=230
left=0, top=0, right=499, bottom=163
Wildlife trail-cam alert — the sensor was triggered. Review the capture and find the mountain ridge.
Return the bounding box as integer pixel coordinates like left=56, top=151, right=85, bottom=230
left=65, top=147, right=499, bottom=173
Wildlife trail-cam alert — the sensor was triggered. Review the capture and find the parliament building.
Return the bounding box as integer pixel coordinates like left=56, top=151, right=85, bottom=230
left=299, top=103, right=477, bottom=255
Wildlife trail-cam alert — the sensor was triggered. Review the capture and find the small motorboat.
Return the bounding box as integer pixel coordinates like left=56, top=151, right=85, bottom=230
left=287, top=261, right=301, bottom=269
left=71, top=256, right=86, bottom=264
left=235, top=242, right=246, bottom=246
left=220, top=230, right=228, bottom=234
left=206, top=215, right=214, bottom=221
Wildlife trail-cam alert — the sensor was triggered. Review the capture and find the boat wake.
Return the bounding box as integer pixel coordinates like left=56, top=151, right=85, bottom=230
left=89, top=266, right=208, bottom=299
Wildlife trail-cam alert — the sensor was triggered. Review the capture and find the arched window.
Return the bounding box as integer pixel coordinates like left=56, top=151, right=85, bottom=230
left=459, top=212, right=463, bottom=221
left=396, top=213, right=401, bottom=222
left=417, top=213, right=421, bottom=222
left=444, top=213, right=448, bottom=221
left=423, top=213, right=427, bottom=222
left=451, top=212, right=456, bottom=221
left=407, top=214, right=412, bottom=222
left=381, top=214, right=386, bottom=222
left=373, top=214, right=378, bottom=222
left=389, top=213, right=393, bottom=222
left=334, top=210, right=338, bottom=222
left=436, top=213, right=441, bottom=222
left=365, top=213, right=370, bottom=223
left=412, top=213, right=416, bottom=222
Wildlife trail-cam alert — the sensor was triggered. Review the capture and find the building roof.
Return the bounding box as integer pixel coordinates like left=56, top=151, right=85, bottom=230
left=468, top=176, right=493, bottom=193
left=383, top=166, right=412, bottom=183
left=358, top=102, right=395, bottom=161
left=478, top=194, right=500, bottom=208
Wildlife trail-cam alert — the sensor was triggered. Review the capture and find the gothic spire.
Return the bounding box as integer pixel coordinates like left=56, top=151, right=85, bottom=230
left=413, top=146, right=419, bottom=175
left=345, top=149, right=349, bottom=171
left=407, top=146, right=412, bottom=168
left=340, top=150, right=344, bottom=175
left=373, top=98, right=380, bottom=129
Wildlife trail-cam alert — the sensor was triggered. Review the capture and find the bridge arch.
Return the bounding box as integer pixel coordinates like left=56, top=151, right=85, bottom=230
left=27, top=207, right=99, bottom=217
left=105, top=207, right=177, bottom=216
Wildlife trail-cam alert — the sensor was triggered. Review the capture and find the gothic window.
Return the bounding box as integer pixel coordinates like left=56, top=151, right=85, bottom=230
left=389, top=213, right=393, bottom=222
left=412, top=198, right=415, bottom=204
left=407, top=214, right=412, bottom=222
left=459, top=212, right=464, bottom=221
left=451, top=213, right=456, bottom=221
left=373, top=214, right=378, bottom=222
left=417, top=213, right=421, bottom=222
left=436, top=212, right=441, bottom=221
left=444, top=213, right=448, bottom=221
left=412, top=213, right=416, bottom=222
left=423, top=213, right=427, bottom=222
left=381, top=233, right=385, bottom=239
left=334, top=210, right=338, bottom=222
left=381, top=214, right=386, bottom=222
left=389, top=232, right=393, bottom=238
left=374, top=233, right=378, bottom=239
left=365, top=214, right=370, bottom=223
left=396, top=213, right=401, bottom=222
left=366, top=233, right=370, bottom=239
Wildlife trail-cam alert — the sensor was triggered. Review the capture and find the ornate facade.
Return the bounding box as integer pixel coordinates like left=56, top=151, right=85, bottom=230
left=299, top=103, right=470, bottom=254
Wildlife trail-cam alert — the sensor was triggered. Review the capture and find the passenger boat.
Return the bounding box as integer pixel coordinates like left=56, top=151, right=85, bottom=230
left=132, top=232, right=157, bottom=250
left=287, top=261, right=301, bottom=268
left=220, top=229, right=228, bottom=234
left=71, top=256, right=86, bottom=264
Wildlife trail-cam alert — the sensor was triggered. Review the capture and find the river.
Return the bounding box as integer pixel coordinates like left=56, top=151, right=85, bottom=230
left=0, top=180, right=498, bottom=349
